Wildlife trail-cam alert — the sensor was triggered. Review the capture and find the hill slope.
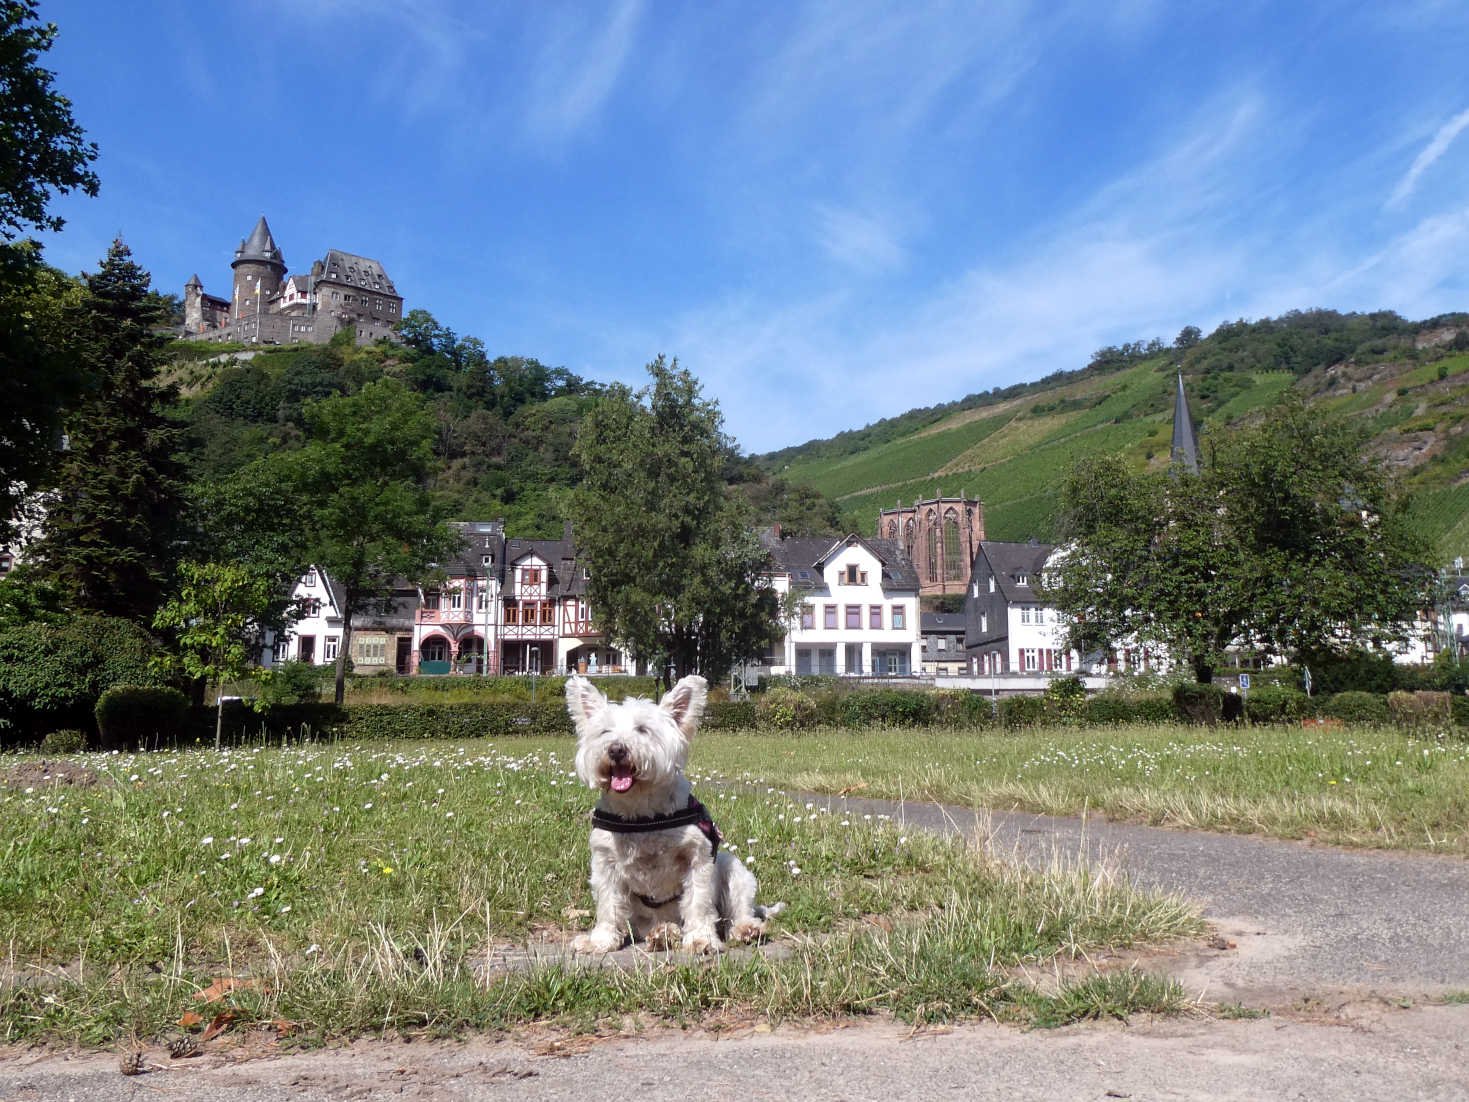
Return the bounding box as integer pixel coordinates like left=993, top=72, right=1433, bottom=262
left=757, top=311, right=1469, bottom=558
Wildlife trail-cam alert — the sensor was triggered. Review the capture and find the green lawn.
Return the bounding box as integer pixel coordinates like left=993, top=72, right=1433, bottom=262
left=0, top=738, right=1199, bottom=1045
left=690, top=724, right=1469, bottom=855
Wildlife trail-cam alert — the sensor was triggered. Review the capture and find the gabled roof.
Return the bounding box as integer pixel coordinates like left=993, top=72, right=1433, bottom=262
left=975, top=540, right=1053, bottom=603
left=315, top=248, right=397, bottom=295
left=921, top=612, right=965, bottom=632
left=766, top=532, right=920, bottom=591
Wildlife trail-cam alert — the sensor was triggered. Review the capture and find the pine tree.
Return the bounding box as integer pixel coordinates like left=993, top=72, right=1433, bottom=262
left=27, top=239, right=185, bottom=623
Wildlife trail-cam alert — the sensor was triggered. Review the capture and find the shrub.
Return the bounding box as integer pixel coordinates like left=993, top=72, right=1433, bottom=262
left=705, top=699, right=757, bottom=730
left=1243, top=685, right=1313, bottom=724
left=1453, top=694, right=1469, bottom=729
left=933, top=690, right=997, bottom=728
left=0, top=616, right=166, bottom=744
left=754, top=686, right=818, bottom=730
left=999, top=695, right=1045, bottom=729
left=1297, top=649, right=1395, bottom=695
left=38, top=728, right=86, bottom=754
left=94, top=684, right=191, bottom=750
left=840, top=689, right=935, bottom=728
left=1387, top=690, right=1452, bottom=729
left=1321, top=691, right=1391, bottom=725
left=1085, top=694, right=1136, bottom=724
left=1173, top=682, right=1224, bottom=725
left=1043, top=676, right=1088, bottom=724
left=256, top=661, right=330, bottom=706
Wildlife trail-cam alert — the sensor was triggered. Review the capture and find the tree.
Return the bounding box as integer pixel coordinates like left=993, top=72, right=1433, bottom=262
left=252, top=377, right=455, bottom=704
left=152, top=562, right=280, bottom=748
left=571, top=357, right=783, bottom=686
left=0, top=1, right=98, bottom=240
left=1048, top=398, right=1429, bottom=682
left=23, top=239, right=186, bottom=622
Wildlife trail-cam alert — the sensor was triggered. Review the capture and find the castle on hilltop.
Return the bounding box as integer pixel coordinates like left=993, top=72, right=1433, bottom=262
left=182, top=215, right=403, bottom=346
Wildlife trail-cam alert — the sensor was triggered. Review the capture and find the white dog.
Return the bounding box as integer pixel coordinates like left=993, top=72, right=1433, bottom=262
left=565, top=674, right=783, bottom=954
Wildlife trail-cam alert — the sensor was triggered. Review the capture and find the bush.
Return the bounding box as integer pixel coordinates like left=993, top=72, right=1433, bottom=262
left=1298, top=649, right=1395, bottom=695
left=1043, top=676, right=1087, bottom=724
left=344, top=673, right=662, bottom=703
left=1320, top=691, right=1391, bottom=725
left=704, top=699, right=757, bottom=729
left=1173, top=682, right=1224, bottom=725
left=0, top=616, right=166, bottom=744
left=38, top=728, right=86, bottom=754
left=1085, top=694, right=1137, bottom=724
left=1387, top=690, right=1452, bottom=729
left=933, top=690, right=997, bottom=728
left=95, top=684, right=191, bottom=750
left=840, top=689, right=935, bottom=728
left=256, top=661, right=330, bottom=706
left=1243, top=685, right=1313, bottom=724
left=1453, top=694, right=1469, bottom=728
left=755, top=686, right=819, bottom=730
left=999, top=695, right=1045, bottom=729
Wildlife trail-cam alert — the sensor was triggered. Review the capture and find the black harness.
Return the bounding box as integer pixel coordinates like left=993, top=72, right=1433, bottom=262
left=590, top=795, right=722, bottom=910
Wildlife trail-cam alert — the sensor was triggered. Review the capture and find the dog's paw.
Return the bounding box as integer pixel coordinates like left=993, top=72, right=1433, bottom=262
left=645, top=922, right=682, bottom=951
left=571, top=930, right=622, bottom=954
left=681, top=929, right=723, bottom=954
left=729, top=918, right=767, bottom=944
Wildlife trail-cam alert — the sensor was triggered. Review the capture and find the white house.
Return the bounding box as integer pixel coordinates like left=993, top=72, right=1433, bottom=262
left=261, top=566, right=346, bottom=667
left=763, top=531, right=921, bottom=677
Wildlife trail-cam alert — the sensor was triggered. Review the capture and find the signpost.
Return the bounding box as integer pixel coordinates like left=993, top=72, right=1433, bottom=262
left=1238, top=673, right=1251, bottom=692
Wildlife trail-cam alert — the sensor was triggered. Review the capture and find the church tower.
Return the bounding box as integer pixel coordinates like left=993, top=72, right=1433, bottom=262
left=230, top=215, right=286, bottom=320
left=1170, top=371, right=1200, bottom=474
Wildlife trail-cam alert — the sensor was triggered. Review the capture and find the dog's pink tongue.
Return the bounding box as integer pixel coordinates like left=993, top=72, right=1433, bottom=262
left=610, top=766, right=635, bottom=792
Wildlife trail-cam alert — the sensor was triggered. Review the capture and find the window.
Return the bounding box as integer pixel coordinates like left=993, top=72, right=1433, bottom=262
left=1020, top=606, right=1032, bottom=624
left=801, top=604, right=815, bottom=630
left=306, top=598, right=323, bottom=617
left=504, top=602, right=519, bottom=625
left=523, top=567, right=542, bottom=586
left=869, top=605, right=882, bottom=629
left=424, top=592, right=440, bottom=611
left=943, top=510, right=963, bottom=580
left=891, top=605, right=905, bottom=630
left=541, top=602, right=556, bottom=625
left=1016, top=572, right=1030, bottom=586
left=988, top=575, right=996, bottom=592
left=842, top=563, right=867, bottom=585
left=979, top=612, right=988, bottom=633
left=1021, top=648, right=1038, bottom=671
left=844, top=644, right=863, bottom=674
left=449, top=587, right=463, bottom=610
left=272, top=638, right=289, bottom=662
left=324, top=636, right=340, bottom=661
left=937, top=636, right=947, bottom=651
left=845, top=605, right=861, bottom=629
left=475, top=586, right=489, bottom=611
left=303, top=568, right=318, bottom=587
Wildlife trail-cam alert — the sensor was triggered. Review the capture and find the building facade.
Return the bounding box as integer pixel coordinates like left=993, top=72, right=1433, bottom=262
left=183, top=216, right=402, bottom=347
left=875, top=495, right=984, bottom=597
left=764, top=531, right=921, bottom=676
left=919, top=612, right=968, bottom=675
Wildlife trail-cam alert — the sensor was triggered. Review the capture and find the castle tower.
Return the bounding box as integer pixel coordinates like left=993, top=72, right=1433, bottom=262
left=183, top=273, right=204, bottom=333
left=230, top=215, right=286, bottom=320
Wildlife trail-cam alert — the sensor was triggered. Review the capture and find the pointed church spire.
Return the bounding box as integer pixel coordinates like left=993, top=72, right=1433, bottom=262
left=1170, top=371, right=1199, bottom=474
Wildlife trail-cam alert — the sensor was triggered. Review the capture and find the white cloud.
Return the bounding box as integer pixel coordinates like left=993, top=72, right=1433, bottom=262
left=812, top=204, right=907, bottom=272
left=1386, top=106, right=1469, bottom=209
left=522, top=0, right=645, bottom=143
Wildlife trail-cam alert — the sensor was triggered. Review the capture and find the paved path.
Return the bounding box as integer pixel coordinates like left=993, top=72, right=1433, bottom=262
left=817, top=791, right=1469, bottom=1001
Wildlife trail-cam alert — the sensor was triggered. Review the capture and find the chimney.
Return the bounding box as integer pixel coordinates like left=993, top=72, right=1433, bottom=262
left=772, top=522, right=782, bottom=540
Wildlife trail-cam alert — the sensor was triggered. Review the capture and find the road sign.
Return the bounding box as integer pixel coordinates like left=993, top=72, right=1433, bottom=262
left=1238, top=673, right=1251, bottom=691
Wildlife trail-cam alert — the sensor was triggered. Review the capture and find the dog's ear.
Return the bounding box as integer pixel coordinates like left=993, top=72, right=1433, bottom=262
left=565, top=675, right=607, bottom=732
left=659, top=675, right=708, bottom=737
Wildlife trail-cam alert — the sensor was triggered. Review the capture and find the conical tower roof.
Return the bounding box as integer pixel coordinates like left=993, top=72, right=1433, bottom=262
left=1170, top=371, right=1200, bottom=474
left=185, top=272, right=202, bottom=289
left=232, top=215, right=285, bottom=270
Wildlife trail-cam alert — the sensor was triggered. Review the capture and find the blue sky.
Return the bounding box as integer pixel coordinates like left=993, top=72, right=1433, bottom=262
left=32, top=1, right=1469, bottom=453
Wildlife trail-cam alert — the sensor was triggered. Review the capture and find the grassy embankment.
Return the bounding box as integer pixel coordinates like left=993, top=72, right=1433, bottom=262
left=0, top=736, right=1199, bottom=1047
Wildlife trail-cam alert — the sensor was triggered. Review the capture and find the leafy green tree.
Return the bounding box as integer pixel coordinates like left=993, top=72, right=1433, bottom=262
left=1049, top=399, right=1429, bottom=682
left=252, top=377, right=455, bottom=704
left=571, top=357, right=783, bottom=686
left=23, top=239, right=185, bottom=622
left=152, top=561, right=279, bottom=747
left=0, top=1, right=98, bottom=240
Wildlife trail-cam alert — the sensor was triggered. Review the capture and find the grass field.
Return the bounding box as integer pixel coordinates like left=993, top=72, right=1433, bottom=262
left=689, top=724, right=1469, bottom=855
left=0, top=737, right=1200, bottom=1047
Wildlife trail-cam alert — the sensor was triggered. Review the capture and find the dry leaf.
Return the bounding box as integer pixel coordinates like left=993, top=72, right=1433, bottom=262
left=269, top=1017, right=298, bottom=1036
left=177, top=1010, right=204, bottom=1029
left=202, top=1009, right=241, bottom=1042
left=837, top=782, right=868, bottom=796
left=193, top=976, right=265, bottom=1002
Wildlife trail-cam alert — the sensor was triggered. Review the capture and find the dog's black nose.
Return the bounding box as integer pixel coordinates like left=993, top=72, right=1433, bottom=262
left=607, top=742, right=629, bottom=764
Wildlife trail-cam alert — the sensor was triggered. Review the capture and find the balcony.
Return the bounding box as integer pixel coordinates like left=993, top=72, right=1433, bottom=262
left=417, top=607, right=477, bottom=626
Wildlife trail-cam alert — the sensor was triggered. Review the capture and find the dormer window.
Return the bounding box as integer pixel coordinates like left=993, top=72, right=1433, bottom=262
left=842, top=564, right=868, bottom=585
left=1016, top=572, right=1030, bottom=586
left=482, top=555, right=493, bottom=567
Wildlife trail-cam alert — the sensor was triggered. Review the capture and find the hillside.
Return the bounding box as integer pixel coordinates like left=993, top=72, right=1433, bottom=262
left=756, top=311, right=1469, bottom=559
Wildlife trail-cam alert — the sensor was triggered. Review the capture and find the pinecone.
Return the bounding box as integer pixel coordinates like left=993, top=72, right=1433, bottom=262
left=119, top=1049, right=148, bottom=1075
left=165, top=1034, right=199, bottom=1059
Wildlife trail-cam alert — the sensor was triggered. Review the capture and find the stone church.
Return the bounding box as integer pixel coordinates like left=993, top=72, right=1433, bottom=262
left=876, top=494, right=984, bottom=597
left=182, top=215, right=403, bottom=346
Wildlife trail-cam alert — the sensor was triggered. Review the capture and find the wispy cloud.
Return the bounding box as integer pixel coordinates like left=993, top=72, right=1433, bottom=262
left=522, top=0, right=645, bottom=144
left=1386, top=106, right=1469, bottom=209
left=812, top=203, right=907, bottom=272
